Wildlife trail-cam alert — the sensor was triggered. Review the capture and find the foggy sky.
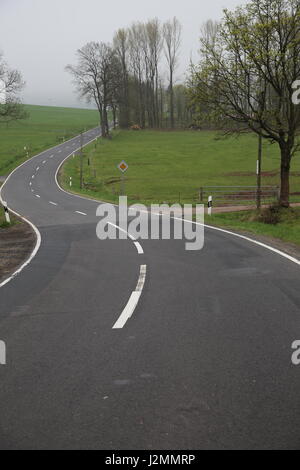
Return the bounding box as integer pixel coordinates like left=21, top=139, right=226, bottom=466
left=0, top=0, right=244, bottom=108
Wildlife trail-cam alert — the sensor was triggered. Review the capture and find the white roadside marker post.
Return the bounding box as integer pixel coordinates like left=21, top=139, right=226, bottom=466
left=70, top=177, right=72, bottom=188
left=208, top=196, right=213, bottom=216
left=2, top=202, right=11, bottom=224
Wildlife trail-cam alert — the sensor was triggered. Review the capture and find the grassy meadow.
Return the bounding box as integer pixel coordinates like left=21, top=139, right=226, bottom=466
left=59, top=129, right=300, bottom=247
left=60, top=129, right=300, bottom=206
left=0, top=104, right=99, bottom=177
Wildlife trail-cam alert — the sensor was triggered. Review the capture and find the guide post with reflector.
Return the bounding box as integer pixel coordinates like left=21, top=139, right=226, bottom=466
left=2, top=201, right=11, bottom=224
left=208, top=196, right=213, bottom=216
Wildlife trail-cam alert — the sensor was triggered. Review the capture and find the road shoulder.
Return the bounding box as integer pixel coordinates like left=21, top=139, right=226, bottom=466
left=0, top=217, right=36, bottom=284
left=207, top=222, right=300, bottom=261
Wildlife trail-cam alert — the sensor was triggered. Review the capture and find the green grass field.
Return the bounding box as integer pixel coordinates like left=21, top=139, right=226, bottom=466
left=59, top=129, right=300, bottom=247
left=60, top=129, right=300, bottom=206
left=0, top=104, right=99, bottom=177
left=206, top=208, right=300, bottom=246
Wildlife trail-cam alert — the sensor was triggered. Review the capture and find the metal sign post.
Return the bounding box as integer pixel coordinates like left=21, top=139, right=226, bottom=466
left=118, top=161, right=129, bottom=196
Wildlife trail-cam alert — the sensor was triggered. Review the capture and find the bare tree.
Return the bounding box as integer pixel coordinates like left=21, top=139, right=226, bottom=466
left=163, top=17, right=182, bottom=128
left=188, top=0, right=300, bottom=207
left=113, top=29, right=130, bottom=128
left=128, top=22, right=146, bottom=127
left=0, top=53, right=27, bottom=125
left=143, top=19, right=163, bottom=127
left=102, top=17, right=188, bottom=129
left=66, top=42, right=121, bottom=137
left=200, top=19, right=219, bottom=55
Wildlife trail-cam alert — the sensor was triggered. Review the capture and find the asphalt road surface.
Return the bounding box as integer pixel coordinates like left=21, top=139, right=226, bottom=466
left=0, top=128, right=300, bottom=450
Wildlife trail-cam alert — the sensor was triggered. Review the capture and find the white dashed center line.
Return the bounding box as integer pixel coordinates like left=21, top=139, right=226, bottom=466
left=134, top=242, right=144, bottom=255
left=49, top=201, right=58, bottom=206
left=113, top=265, right=147, bottom=329
left=75, top=211, right=87, bottom=216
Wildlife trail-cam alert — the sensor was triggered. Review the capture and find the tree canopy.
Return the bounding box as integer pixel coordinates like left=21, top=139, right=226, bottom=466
left=188, top=0, right=300, bottom=206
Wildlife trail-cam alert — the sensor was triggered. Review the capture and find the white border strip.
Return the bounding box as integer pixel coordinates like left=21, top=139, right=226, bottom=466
left=54, top=137, right=300, bottom=267
left=0, top=127, right=100, bottom=288
left=205, top=223, right=300, bottom=265
left=0, top=207, right=41, bottom=288
left=183, top=218, right=300, bottom=266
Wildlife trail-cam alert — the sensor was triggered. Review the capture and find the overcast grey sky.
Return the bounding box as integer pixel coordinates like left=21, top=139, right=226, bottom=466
left=0, top=0, right=244, bottom=108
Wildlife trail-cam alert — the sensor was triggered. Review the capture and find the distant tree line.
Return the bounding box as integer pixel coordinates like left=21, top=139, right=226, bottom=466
left=67, top=17, right=194, bottom=136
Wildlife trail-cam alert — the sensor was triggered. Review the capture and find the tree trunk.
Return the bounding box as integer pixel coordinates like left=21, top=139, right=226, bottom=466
left=103, top=106, right=109, bottom=138
left=170, top=70, right=174, bottom=129
left=98, top=108, right=105, bottom=138
left=112, top=106, right=117, bottom=129
left=279, top=144, right=291, bottom=208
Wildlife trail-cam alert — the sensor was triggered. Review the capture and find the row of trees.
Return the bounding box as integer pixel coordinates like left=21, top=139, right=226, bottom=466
left=187, top=0, right=300, bottom=207
left=2, top=0, right=299, bottom=207
left=67, top=17, right=193, bottom=136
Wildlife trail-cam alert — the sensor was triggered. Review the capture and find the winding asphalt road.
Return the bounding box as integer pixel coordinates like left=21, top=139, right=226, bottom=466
left=0, top=128, right=300, bottom=450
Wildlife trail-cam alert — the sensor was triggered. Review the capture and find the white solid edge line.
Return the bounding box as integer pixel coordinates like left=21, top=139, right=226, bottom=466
left=0, top=127, right=99, bottom=289
left=182, top=218, right=300, bottom=266
left=0, top=204, right=41, bottom=288
left=53, top=138, right=300, bottom=268
left=142, top=209, right=300, bottom=267
left=113, top=265, right=147, bottom=329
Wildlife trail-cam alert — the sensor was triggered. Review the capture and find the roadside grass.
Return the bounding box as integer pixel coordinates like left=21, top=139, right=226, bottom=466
left=59, top=129, right=300, bottom=247
left=205, top=207, right=300, bottom=246
left=60, top=129, right=300, bottom=206
left=0, top=104, right=99, bottom=177
left=0, top=211, right=16, bottom=228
